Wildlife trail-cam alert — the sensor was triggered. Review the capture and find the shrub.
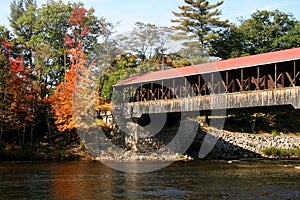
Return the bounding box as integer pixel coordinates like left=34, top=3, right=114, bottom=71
left=263, top=147, right=300, bottom=157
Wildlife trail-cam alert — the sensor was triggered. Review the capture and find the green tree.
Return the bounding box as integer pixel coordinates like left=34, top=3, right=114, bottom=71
left=240, top=10, right=300, bottom=54
left=210, top=10, right=300, bottom=59
left=33, top=0, right=73, bottom=86
left=209, top=24, right=245, bottom=59
left=0, top=26, right=11, bottom=42
left=101, top=53, right=139, bottom=100
left=9, top=0, right=37, bottom=65
left=172, top=0, right=228, bottom=59
left=9, top=0, right=103, bottom=90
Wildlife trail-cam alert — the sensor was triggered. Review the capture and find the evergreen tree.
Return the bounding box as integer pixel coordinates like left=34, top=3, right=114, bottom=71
left=172, top=0, right=228, bottom=59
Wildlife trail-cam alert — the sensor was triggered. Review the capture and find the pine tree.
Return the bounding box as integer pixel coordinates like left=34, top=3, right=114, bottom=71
left=172, top=0, right=228, bottom=59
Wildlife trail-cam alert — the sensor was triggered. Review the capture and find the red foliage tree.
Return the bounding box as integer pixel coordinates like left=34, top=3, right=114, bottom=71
left=50, top=4, right=111, bottom=133
left=50, top=4, right=90, bottom=132
left=0, top=41, right=40, bottom=145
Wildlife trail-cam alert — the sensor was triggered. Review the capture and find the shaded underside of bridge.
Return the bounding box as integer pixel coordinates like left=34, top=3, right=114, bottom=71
left=113, top=47, right=300, bottom=117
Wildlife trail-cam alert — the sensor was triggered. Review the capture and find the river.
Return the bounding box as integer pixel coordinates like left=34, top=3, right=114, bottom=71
left=0, top=160, right=299, bottom=199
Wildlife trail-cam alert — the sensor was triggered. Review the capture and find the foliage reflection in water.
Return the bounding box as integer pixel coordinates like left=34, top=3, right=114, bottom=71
left=0, top=160, right=300, bottom=199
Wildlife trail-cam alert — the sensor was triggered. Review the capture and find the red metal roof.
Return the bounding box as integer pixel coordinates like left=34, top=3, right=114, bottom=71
left=115, top=47, right=300, bottom=86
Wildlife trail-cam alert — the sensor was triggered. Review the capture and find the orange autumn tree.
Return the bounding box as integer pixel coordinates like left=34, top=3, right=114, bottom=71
left=50, top=4, right=112, bottom=133
left=50, top=44, right=85, bottom=132
left=50, top=4, right=98, bottom=132
left=50, top=7, right=87, bottom=132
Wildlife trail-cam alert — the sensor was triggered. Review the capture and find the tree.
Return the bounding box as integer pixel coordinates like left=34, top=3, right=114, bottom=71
left=66, top=2, right=102, bottom=54
left=153, top=26, right=174, bottom=70
left=176, top=40, right=209, bottom=64
left=210, top=10, right=300, bottom=59
left=9, top=0, right=37, bottom=66
left=0, top=40, right=40, bottom=146
left=33, top=0, right=73, bottom=86
left=90, top=21, right=121, bottom=95
left=130, top=22, right=158, bottom=61
left=50, top=4, right=99, bottom=133
left=116, top=22, right=159, bottom=62
left=209, top=24, right=245, bottom=59
left=101, top=53, right=138, bottom=100
left=155, top=26, right=173, bottom=55
left=0, top=41, right=14, bottom=142
left=9, top=0, right=103, bottom=91
left=0, top=26, right=11, bottom=42
left=239, top=10, right=300, bottom=55
left=50, top=47, right=80, bottom=132
left=172, top=0, right=228, bottom=59
left=8, top=1, right=106, bottom=139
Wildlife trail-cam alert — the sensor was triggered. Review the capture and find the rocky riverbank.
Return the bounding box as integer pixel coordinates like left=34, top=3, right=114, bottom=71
left=94, top=150, right=194, bottom=161
left=1, top=118, right=299, bottom=161
left=101, top=114, right=300, bottom=160
left=202, top=128, right=300, bottom=159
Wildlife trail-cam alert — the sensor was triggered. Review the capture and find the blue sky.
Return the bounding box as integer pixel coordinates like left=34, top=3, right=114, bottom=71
left=1, top=0, right=300, bottom=34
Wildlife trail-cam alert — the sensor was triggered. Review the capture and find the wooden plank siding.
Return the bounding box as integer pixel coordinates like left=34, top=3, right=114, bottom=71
left=116, top=87, right=300, bottom=117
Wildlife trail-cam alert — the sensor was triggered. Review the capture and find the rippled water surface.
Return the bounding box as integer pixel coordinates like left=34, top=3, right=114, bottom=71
left=0, top=160, right=299, bottom=199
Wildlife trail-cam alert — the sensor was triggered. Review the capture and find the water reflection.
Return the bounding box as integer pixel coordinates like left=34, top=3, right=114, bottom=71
left=0, top=160, right=299, bottom=199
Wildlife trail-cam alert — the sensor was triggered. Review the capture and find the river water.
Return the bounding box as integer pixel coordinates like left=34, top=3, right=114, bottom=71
left=0, top=160, right=299, bottom=199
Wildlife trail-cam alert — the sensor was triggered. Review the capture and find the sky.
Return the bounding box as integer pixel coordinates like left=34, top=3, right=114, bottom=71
left=1, top=0, right=300, bottom=34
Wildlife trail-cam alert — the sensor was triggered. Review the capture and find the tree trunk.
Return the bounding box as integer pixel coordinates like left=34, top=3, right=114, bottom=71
left=22, top=126, right=26, bottom=146
left=46, top=107, right=51, bottom=138
left=18, top=129, right=21, bottom=146
left=0, top=126, right=2, bottom=143
left=30, top=125, right=34, bottom=148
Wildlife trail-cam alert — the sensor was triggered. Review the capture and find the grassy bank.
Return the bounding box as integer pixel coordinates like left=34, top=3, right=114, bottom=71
left=0, top=134, right=93, bottom=161
left=262, top=147, right=300, bottom=158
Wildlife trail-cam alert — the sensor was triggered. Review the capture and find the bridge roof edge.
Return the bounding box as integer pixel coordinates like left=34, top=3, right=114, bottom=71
left=114, top=47, right=300, bottom=87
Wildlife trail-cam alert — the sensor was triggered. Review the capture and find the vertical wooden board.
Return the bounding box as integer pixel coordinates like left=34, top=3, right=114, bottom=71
left=211, top=95, right=218, bottom=110
left=294, top=87, right=300, bottom=109
left=214, top=95, right=222, bottom=109
left=201, top=97, right=206, bottom=110
left=257, top=92, right=262, bottom=107
left=227, top=94, right=232, bottom=109
left=175, top=100, right=180, bottom=112
left=298, top=87, right=300, bottom=109
left=233, top=94, right=238, bottom=108
left=284, top=89, right=291, bottom=105
left=268, top=90, right=272, bottom=106
left=215, top=95, right=222, bottom=109
left=241, top=93, right=246, bottom=107
left=277, top=90, right=282, bottom=105
left=196, top=96, right=201, bottom=109
left=275, top=90, right=281, bottom=105
left=250, top=93, right=256, bottom=107
left=200, top=96, right=206, bottom=110
left=203, top=97, right=210, bottom=110
left=269, top=91, right=274, bottom=106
